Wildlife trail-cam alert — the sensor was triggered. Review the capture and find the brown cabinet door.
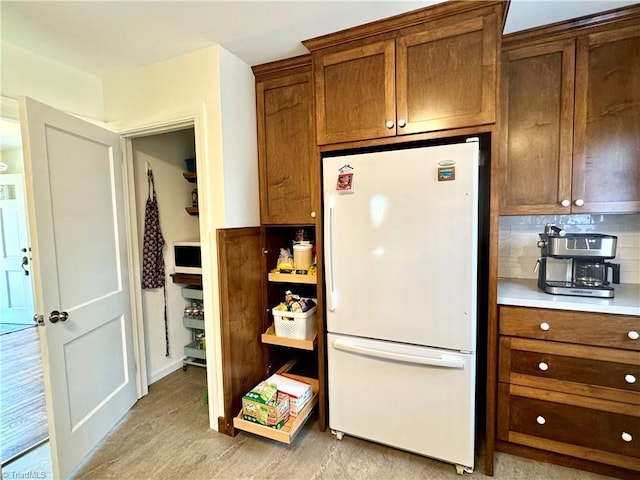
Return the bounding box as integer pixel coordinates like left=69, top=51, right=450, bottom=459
left=257, top=69, right=316, bottom=224
left=500, top=39, right=575, bottom=215
left=573, top=25, right=640, bottom=214
left=396, top=14, right=497, bottom=135
left=313, top=39, right=396, bottom=145
left=217, top=227, right=265, bottom=435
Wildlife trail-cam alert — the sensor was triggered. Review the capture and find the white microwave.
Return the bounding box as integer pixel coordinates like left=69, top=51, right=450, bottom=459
left=173, top=242, right=202, bottom=274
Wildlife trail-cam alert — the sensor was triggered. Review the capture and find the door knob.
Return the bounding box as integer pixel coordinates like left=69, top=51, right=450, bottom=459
left=49, top=310, right=69, bottom=323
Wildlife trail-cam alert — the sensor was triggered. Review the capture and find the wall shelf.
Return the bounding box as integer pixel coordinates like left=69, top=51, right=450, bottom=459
left=185, top=207, right=199, bottom=216
left=170, top=273, right=202, bottom=286
left=183, top=172, right=197, bottom=183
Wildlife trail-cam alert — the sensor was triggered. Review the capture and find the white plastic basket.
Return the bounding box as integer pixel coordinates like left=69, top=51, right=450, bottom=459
left=272, top=303, right=317, bottom=340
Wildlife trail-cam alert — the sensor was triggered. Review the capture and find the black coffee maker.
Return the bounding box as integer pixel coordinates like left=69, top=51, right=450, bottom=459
left=536, top=225, right=620, bottom=298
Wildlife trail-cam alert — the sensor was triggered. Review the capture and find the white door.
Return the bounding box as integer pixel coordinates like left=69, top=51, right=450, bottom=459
left=0, top=173, right=35, bottom=324
left=323, top=142, right=479, bottom=352
left=19, top=97, right=137, bottom=479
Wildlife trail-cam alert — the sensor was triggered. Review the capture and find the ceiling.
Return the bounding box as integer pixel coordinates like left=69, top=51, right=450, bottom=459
left=1, top=0, right=638, bottom=151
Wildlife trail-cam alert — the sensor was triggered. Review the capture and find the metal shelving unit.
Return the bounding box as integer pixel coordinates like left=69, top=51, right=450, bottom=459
left=182, top=286, right=206, bottom=370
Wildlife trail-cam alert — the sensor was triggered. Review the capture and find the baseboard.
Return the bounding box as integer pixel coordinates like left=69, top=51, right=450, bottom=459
left=148, top=359, right=184, bottom=385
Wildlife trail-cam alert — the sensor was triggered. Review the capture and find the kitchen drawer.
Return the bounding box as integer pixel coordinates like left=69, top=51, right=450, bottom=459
left=499, top=337, right=640, bottom=404
left=497, top=384, right=640, bottom=472
left=499, top=306, right=640, bottom=351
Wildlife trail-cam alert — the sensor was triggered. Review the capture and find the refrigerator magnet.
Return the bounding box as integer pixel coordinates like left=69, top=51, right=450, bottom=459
left=437, top=161, right=456, bottom=182
left=437, top=167, right=455, bottom=181
left=336, top=165, right=354, bottom=193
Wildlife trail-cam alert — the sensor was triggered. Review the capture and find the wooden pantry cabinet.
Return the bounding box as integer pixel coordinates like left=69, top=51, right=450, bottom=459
left=496, top=306, right=640, bottom=479
left=253, top=55, right=318, bottom=225
left=303, top=2, right=502, bottom=145
left=228, top=57, right=325, bottom=443
left=500, top=8, right=640, bottom=215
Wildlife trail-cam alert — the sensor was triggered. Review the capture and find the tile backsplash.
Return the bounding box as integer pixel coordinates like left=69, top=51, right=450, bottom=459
left=499, top=214, right=640, bottom=284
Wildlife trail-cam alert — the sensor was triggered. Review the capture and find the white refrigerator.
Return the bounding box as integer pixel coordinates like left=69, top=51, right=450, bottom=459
left=323, top=140, right=479, bottom=474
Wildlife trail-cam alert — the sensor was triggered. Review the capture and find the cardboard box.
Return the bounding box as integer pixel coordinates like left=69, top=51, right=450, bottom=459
left=242, top=382, right=289, bottom=429
left=266, top=374, right=313, bottom=417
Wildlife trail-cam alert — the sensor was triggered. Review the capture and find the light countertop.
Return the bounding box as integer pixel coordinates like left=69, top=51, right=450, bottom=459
left=498, top=278, right=640, bottom=316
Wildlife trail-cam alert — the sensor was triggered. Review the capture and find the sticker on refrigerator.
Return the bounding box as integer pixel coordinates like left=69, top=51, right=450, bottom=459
left=437, top=161, right=456, bottom=181
left=336, top=164, right=354, bottom=193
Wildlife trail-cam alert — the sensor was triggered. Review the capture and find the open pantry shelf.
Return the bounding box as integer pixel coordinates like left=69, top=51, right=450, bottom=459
left=170, top=273, right=202, bottom=286
left=233, top=376, right=319, bottom=444
left=268, top=271, right=317, bottom=284
left=183, top=172, right=197, bottom=183
left=261, top=325, right=316, bottom=351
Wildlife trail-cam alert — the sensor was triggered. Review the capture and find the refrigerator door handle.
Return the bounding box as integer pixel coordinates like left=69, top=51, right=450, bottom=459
left=326, top=191, right=336, bottom=311
left=332, top=339, right=465, bottom=369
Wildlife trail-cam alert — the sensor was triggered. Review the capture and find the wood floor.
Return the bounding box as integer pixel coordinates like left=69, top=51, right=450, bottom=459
left=72, top=367, right=614, bottom=480
left=0, top=326, right=48, bottom=464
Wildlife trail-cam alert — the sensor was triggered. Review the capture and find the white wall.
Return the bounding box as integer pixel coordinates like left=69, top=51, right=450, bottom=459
left=499, top=214, right=640, bottom=284
left=217, top=47, right=259, bottom=228
left=132, top=129, right=199, bottom=383
left=1, top=42, right=104, bottom=121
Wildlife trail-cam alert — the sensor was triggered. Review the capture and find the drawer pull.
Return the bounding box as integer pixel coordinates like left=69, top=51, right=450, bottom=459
left=622, top=432, right=633, bottom=442
left=538, top=362, right=549, bottom=371
left=536, top=416, right=546, bottom=425
left=628, top=331, right=639, bottom=340
left=539, top=322, right=550, bottom=331
left=625, top=374, right=637, bottom=384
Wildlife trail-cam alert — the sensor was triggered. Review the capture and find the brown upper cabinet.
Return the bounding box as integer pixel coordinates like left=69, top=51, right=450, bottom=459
left=303, top=3, right=502, bottom=145
left=500, top=11, right=640, bottom=215
left=253, top=56, right=318, bottom=224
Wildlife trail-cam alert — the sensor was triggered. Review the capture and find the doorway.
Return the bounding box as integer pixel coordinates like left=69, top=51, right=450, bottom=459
left=129, top=128, right=207, bottom=387
left=0, top=117, right=50, bottom=473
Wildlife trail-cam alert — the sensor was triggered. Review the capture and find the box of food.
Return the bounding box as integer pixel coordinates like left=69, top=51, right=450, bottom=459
left=266, top=374, right=313, bottom=417
left=241, top=381, right=290, bottom=429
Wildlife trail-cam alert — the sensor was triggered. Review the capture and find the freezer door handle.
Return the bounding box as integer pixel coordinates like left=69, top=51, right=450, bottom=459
left=332, top=339, right=465, bottom=369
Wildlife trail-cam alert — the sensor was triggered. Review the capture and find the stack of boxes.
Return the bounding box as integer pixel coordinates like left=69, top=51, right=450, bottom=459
left=241, top=374, right=313, bottom=429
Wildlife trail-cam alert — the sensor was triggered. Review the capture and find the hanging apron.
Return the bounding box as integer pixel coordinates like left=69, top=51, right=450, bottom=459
left=141, top=169, right=169, bottom=357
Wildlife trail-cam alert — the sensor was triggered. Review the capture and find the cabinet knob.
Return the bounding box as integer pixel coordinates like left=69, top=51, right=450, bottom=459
left=310, top=211, right=317, bottom=218
left=574, top=199, right=585, bottom=207
left=625, top=374, right=637, bottom=384
left=386, top=120, right=395, bottom=129
left=538, top=362, right=549, bottom=371
left=561, top=199, right=570, bottom=207
left=628, top=331, right=639, bottom=340
left=536, top=416, right=546, bottom=425
left=622, top=432, right=633, bottom=442
left=539, top=322, right=550, bottom=331
left=263, top=249, right=269, bottom=255
left=397, top=119, right=406, bottom=128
